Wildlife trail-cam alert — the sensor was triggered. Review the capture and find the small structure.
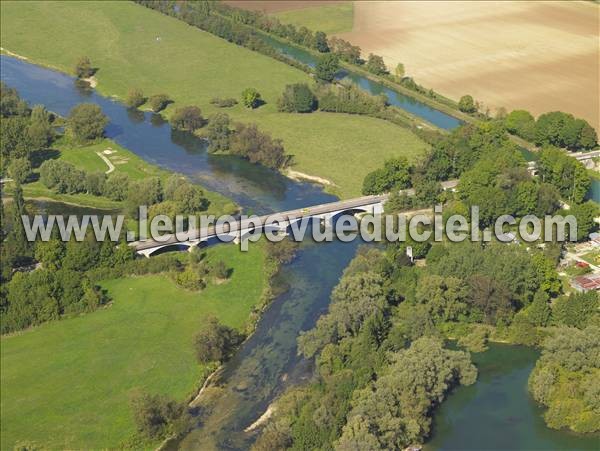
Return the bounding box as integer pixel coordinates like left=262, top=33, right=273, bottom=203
left=571, top=272, right=600, bottom=292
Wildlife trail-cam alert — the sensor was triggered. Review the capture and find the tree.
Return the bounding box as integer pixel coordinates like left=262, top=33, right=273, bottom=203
left=277, top=83, right=317, bottom=113
left=28, top=105, right=55, bottom=149
left=526, top=290, right=551, bottom=327
left=537, top=147, right=591, bottom=204
left=241, top=88, right=261, bottom=109
left=127, top=177, right=163, bottom=217
left=103, top=172, right=130, bottom=201
left=366, top=53, right=387, bottom=75
left=85, top=171, right=106, bottom=196
left=337, top=338, right=476, bottom=449
left=194, top=315, right=242, bottom=363
left=125, top=88, right=145, bottom=109
left=7, top=183, right=32, bottom=264
left=229, top=122, right=288, bottom=169
left=172, top=183, right=208, bottom=214
left=34, top=238, right=65, bottom=271
left=569, top=201, right=598, bottom=241
left=8, top=158, right=31, bottom=184
left=74, top=56, right=94, bottom=78
left=314, top=31, right=329, bottom=52
left=129, top=390, right=185, bottom=440
left=552, top=291, right=599, bottom=329
left=0, top=82, right=29, bottom=117
left=458, top=95, right=477, bottom=113
left=394, top=63, right=405, bottom=79
left=206, top=113, right=231, bottom=153
left=505, top=110, right=536, bottom=141
left=362, top=157, right=412, bottom=195
left=315, top=54, right=339, bottom=83
left=148, top=94, right=171, bottom=113
left=67, top=103, right=108, bottom=142
left=170, top=106, right=204, bottom=131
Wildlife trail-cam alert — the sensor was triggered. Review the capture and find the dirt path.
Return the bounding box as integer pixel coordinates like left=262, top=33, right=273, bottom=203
left=96, top=150, right=115, bottom=174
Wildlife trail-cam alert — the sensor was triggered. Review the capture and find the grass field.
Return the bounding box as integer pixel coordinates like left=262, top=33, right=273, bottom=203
left=272, top=1, right=354, bottom=34
left=12, top=137, right=233, bottom=214
left=0, top=0, right=428, bottom=198
left=0, top=243, right=267, bottom=449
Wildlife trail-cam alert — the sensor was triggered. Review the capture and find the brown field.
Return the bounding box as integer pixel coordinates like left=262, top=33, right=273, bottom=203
left=224, top=1, right=340, bottom=14
left=337, top=1, right=599, bottom=131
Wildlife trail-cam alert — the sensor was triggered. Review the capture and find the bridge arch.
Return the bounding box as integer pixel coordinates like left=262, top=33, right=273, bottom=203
left=146, top=243, right=191, bottom=257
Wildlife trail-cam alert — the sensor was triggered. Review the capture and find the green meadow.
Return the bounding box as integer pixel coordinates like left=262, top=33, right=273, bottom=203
left=273, top=2, right=354, bottom=35
left=14, top=137, right=233, bottom=214
left=0, top=0, right=428, bottom=198
left=0, top=244, right=267, bottom=449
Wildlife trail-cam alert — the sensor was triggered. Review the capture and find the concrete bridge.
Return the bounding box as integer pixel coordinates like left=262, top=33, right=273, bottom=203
left=528, top=150, right=600, bottom=174
left=133, top=180, right=458, bottom=257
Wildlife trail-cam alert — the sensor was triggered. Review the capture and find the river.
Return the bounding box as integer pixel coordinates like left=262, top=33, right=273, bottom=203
left=1, top=55, right=596, bottom=449
left=260, top=35, right=463, bottom=130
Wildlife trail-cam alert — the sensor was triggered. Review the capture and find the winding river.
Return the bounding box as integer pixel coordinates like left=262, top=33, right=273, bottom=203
left=1, top=55, right=597, bottom=449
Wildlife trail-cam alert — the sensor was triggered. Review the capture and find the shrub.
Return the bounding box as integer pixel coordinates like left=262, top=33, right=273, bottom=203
left=315, top=54, right=339, bottom=82
left=458, top=95, right=477, bottom=113
left=74, top=56, right=94, bottom=78
left=148, top=94, right=171, bottom=113
left=194, top=315, right=243, bottom=363
left=277, top=83, right=317, bottom=113
left=125, top=88, right=145, bottom=109
left=39, top=160, right=85, bottom=194
left=241, top=88, right=261, bottom=109
left=206, top=113, right=231, bottom=153
left=210, top=97, right=238, bottom=108
left=170, top=106, right=205, bottom=131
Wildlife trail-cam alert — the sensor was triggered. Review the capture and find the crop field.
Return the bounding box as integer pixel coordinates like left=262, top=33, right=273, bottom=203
left=337, top=1, right=599, bottom=131
left=0, top=243, right=267, bottom=449
left=0, top=0, right=428, bottom=198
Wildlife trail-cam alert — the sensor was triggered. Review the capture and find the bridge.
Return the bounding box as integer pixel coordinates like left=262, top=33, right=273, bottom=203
left=527, top=150, right=600, bottom=174
left=133, top=180, right=458, bottom=257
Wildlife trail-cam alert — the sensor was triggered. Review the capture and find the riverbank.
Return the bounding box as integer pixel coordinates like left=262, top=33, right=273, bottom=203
left=0, top=1, right=431, bottom=198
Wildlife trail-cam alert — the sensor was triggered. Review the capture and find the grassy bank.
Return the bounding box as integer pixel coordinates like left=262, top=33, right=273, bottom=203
left=4, top=137, right=233, bottom=214
left=0, top=243, right=267, bottom=449
left=0, top=0, right=429, bottom=198
left=273, top=2, right=354, bottom=34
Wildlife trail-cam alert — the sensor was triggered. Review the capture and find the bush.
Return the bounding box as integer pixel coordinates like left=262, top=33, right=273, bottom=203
left=129, top=390, right=185, bottom=440
left=39, top=160, right=86, bottom=194
left=458, top=95, right=477, bottom=113
left=317, top=84, right=385, bottom=116
left=229, top=122, right=288, bottom=169
left=241, top=88, right=261, bottom=109
left=277, top=83, right=316, bottom=113
left=170, top=106, right=205, bottom=131
left=366, top=53, right=387, bottom=75
left=210, top=97, right=238, bottom=108
left=74, top=56, right=94, bottom=78
left=194, top=315, right=243, bottom=363
left=67, top=103, right=108, bottom=142
left=125, top=88, right=145, bottom=109
left=148, top=94, right=171, bottom=113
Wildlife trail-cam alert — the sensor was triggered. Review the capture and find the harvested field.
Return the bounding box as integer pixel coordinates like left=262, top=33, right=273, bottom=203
left=338, top=1, right=600, bottom=131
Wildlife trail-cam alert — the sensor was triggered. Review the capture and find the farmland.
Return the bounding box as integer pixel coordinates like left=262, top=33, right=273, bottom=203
left=337, top=1, right=599, bottom=131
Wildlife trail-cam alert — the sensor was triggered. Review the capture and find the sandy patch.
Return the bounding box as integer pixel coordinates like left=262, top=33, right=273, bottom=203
left=337, top=1, right=599, bottom=131
left=224, top=1, right=340, bottom=13
left=285, top=169, right=335, bottom=186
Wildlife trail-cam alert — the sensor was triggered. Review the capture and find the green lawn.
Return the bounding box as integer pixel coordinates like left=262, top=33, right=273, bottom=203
left=0, top=0, right=428, bottom=198
left=14, top=137, right=234, bottom=214
left=273, top=2, right=354, bottom=35
left=0, top=243, right=267, bottom=450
